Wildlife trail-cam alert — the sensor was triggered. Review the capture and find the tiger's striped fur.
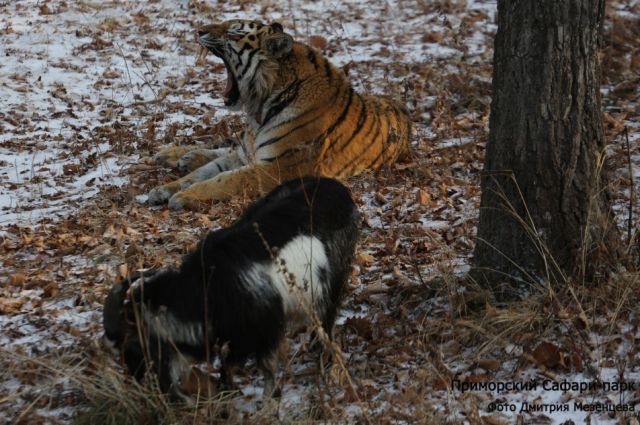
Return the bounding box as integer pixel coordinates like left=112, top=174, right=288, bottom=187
left=149, top=19, right=412, bottom=210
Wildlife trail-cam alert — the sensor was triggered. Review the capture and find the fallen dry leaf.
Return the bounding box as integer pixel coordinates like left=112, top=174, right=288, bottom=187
left=0, top=297, right=25, bottom=315
left=476, top=358, right=501, bottom=372
left=532, top=341, right=561, bottom=369
left=357, top=252, right=375, bottom=265
left=309, top=35, right=327, bottom=49
left=9, top=273, right=27, bottom=286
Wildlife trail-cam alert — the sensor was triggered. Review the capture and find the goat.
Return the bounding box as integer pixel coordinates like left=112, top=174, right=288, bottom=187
left=103, top=177, right=359, bottom=399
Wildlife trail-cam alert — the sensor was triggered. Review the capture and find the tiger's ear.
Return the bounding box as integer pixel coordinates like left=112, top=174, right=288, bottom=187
left=264, top=32, right=293, bottom=58
left=270, top=22, right=284, bottom=32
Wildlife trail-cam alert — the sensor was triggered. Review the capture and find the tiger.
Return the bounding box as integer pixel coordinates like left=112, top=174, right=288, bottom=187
left=148, top=19, right=412, bottom=210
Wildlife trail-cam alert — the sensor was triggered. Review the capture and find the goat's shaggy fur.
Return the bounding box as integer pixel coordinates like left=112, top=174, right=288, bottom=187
left=103, top=177, right=359, bottom=399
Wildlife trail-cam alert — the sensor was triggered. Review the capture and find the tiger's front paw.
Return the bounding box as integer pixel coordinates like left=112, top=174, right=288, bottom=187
left=148, top=185, right=177, bottom=205
left=168, top=192, right=201, bottom=211
left=154, top=146, right=197, bottom=167
left=177, top=149, right=220, bottom=173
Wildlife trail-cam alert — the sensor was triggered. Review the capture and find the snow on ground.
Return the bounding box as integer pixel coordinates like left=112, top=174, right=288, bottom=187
left=1, top=0, right=639, bottom=424
left=0, top=0, right=221, bottom=226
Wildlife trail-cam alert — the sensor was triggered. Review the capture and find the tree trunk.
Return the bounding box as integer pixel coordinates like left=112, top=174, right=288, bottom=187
left=472, top=0, right=620, bottom=295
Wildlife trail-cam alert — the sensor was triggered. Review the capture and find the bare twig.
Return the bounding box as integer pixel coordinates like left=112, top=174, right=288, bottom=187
left=624, top=126, right=635, bottom=250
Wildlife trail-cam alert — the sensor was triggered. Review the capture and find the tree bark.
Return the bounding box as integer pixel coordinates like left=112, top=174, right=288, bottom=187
left=472, top=0, right=620, bottom=295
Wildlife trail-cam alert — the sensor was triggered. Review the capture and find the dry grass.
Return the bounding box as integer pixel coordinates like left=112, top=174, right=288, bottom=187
left=2, top=0, right=639, bottom=423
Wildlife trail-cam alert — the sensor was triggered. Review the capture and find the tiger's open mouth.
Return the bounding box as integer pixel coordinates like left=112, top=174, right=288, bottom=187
left=197, top=32, right=240, bottom=107
left=219, top=59, right=240, bottom=106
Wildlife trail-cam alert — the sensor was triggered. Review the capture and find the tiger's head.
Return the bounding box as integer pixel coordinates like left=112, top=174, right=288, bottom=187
left=197, top=20, right=294, bottom=112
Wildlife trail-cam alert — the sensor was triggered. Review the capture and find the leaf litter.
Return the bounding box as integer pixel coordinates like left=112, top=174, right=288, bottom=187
left=1, top=0, right=640, bottom=424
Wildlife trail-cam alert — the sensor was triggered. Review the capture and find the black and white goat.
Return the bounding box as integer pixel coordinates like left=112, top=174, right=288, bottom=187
left=103, top=177, right=359, bottom=399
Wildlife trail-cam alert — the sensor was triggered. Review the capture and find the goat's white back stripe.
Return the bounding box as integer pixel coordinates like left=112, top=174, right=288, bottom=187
left=242, top=235, right=329, bottom=316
